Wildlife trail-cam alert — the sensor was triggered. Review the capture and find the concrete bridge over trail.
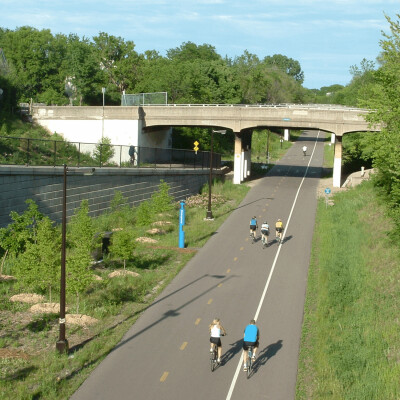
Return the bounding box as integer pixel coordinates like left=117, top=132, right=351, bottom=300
left=32, top=104, right=380, bottom=187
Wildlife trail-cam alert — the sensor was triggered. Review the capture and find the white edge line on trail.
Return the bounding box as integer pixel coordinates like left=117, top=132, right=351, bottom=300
left=226, top=131, right=321, bottom=400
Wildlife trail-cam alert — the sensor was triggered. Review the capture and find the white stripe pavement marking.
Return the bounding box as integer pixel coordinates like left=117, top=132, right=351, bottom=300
left=226, top=131, right=320, bottom=400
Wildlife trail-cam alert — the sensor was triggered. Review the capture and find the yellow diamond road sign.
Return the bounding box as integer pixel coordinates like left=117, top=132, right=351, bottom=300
left=194, top=141, right=199, bottom=146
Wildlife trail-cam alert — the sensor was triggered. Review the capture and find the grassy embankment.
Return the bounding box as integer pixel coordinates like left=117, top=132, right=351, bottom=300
left=296, top=145, right=400, bottom=398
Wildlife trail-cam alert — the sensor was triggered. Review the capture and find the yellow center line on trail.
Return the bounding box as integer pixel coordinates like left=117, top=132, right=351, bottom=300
left=180, top=342, right=188, bottom=351
left=195, top=318, right=201, bottom=325
left=218, top=283, right=223, bottom=288
left=207, top=298, right=213, bottom=305
left=233, top=257, right=238, bottom=261
left=226, top=268, right=231, bottom=273
left=240, top=247, right=244, bottom=251
left=160, top=372, right=169, bottom=382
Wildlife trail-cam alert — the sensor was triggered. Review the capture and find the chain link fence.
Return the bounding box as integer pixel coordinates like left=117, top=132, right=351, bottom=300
left=121, top=92, right=168, bottom=106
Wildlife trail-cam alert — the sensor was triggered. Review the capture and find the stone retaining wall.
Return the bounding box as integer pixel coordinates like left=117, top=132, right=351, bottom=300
left=0, top=166, right=223, bottom=227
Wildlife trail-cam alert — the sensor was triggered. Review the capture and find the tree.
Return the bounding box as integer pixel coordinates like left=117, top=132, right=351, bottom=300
left=150, top=180, right=174, bottom=214
left=64, top=34, right=104, bottom=105
left=67, top=200, right=95, bottom=312
left=109, top=228, right=135, bottom=270
left=361, top=14, right=400, bottom=228
left=263, top=54, right=305, bottom=84
left=92, top=32, right=141, bottom=103
left=0, top=199, right=44, bottom=258
left=16, top=217, right=60, bottom=299
left=93, top=136, right=115, bottom=166
left=0, top=27, right=66, bottom=102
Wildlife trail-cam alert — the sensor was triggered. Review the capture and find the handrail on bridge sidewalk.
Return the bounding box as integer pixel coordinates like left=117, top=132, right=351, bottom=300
left=0, top=135, right=222, bottom=170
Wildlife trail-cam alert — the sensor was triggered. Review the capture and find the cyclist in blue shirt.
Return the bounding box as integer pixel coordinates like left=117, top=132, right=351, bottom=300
left=249, top=216, right=258, bottom=239
left=242, top=319, right=260, bottom=371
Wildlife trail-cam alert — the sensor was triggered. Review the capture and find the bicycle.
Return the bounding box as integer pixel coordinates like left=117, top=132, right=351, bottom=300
left=250, top=230, right=256, bottom=244
left=276, top=229, right=283, bottom=244
left=210, top=344, right=218, bottom=372
left=246, top=345, right=255, bottom=378
left=261, top=230, right=269, bottom=248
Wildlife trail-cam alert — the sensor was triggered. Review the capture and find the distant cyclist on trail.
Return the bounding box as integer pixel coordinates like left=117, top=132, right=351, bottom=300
left=275, top=219, right=284, bottom=243
left=302, top=145, right=307, bottom=156
left=250, top=216, right=258, bottom=239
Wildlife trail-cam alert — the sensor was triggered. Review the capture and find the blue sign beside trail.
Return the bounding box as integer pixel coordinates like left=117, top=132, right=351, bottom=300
left=179, top=201, right=185, bottom=248
left=325, top=188, right=331, bottom=194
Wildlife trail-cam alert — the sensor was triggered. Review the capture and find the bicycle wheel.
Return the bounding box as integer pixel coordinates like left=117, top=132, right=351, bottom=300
left=210, top=348, right=217, bottom=372
left=247, top=349, right=252, bottom=378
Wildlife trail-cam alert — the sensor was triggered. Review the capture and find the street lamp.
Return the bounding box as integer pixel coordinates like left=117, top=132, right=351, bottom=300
left=206, top=129, right=226, bottom=220
left=101, top=87, right=106, bottom=139
left=56, top=164, right=95, bottom=354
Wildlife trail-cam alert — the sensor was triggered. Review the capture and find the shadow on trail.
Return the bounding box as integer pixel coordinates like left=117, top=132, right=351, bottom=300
left=268, top=234, right=293, bottom=246
left=69, top=273, right=232, bottom=354
left=221, top=338, right=243, bottom=366
left=252, top=339, right=283, bottom=375
left=110, top=273, right=237, bottom=353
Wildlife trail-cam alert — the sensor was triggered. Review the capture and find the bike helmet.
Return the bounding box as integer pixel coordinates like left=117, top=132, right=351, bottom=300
left=253, top=216, right=256, bottom=219
left=278, top=218, right=281, bottom=221
left=264, top=221, right=268, bottom=224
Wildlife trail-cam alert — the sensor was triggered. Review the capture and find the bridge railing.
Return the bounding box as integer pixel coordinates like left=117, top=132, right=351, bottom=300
left=0, top=136, right=221, bottom=170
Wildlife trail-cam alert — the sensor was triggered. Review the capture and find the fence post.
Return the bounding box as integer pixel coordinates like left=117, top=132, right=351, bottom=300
left=27, top=138, right=30, bottom=165
left=53, top=141, right=57, bottom=166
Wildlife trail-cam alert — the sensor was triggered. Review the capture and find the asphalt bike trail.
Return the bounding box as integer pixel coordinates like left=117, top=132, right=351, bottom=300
left=70, top=130, right=325, bottom=400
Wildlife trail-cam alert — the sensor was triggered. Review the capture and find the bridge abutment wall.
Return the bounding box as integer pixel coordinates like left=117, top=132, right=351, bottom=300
left=32, top=106, right=172, bottom=151
left=0, top=166, right=219, bottom=228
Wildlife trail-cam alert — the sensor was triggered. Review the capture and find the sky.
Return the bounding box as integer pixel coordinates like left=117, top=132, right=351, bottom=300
left=1, top=0, right=399, bottom=89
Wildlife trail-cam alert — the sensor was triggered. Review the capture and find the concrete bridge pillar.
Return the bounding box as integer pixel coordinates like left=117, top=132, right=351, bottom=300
left=233, top=133, right=243, bottom=184
left=331, top=133, right=335, bottom=144
left=333, top=136, right=342, bottom=188
left=284, top=128, right=289, bottom=141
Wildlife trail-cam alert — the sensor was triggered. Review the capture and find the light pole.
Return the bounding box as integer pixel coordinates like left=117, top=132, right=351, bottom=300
left=206, top=129, right=226, bottom=220
left=101, top=87, right=106, bottom=139
left=56, top=165, right=95, bottom=354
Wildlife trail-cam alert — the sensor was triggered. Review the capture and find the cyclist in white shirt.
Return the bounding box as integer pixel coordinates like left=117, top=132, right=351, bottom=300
left=302, top=145, right=307, bottom=156
left=209, top=318, right=227, bottom=364
left=260, top=221, right=270, bottom=247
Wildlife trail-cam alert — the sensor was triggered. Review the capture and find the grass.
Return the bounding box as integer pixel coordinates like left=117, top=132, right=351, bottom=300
left=0, top=177, right=251, bottom=399
left=296, top=180, right=400, bottom=399
left=323, top=140, right=335, bottom=170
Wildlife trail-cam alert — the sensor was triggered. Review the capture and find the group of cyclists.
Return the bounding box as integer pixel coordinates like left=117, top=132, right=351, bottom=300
left=209, top=318, right=259, bottom=372
left=208, top=217, right=284, bottom=372
left=250, top=216, right=284, bottom=247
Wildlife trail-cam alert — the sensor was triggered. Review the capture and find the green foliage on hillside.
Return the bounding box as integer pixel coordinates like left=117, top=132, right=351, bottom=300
left=297, top=181, right=400, bottom=399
